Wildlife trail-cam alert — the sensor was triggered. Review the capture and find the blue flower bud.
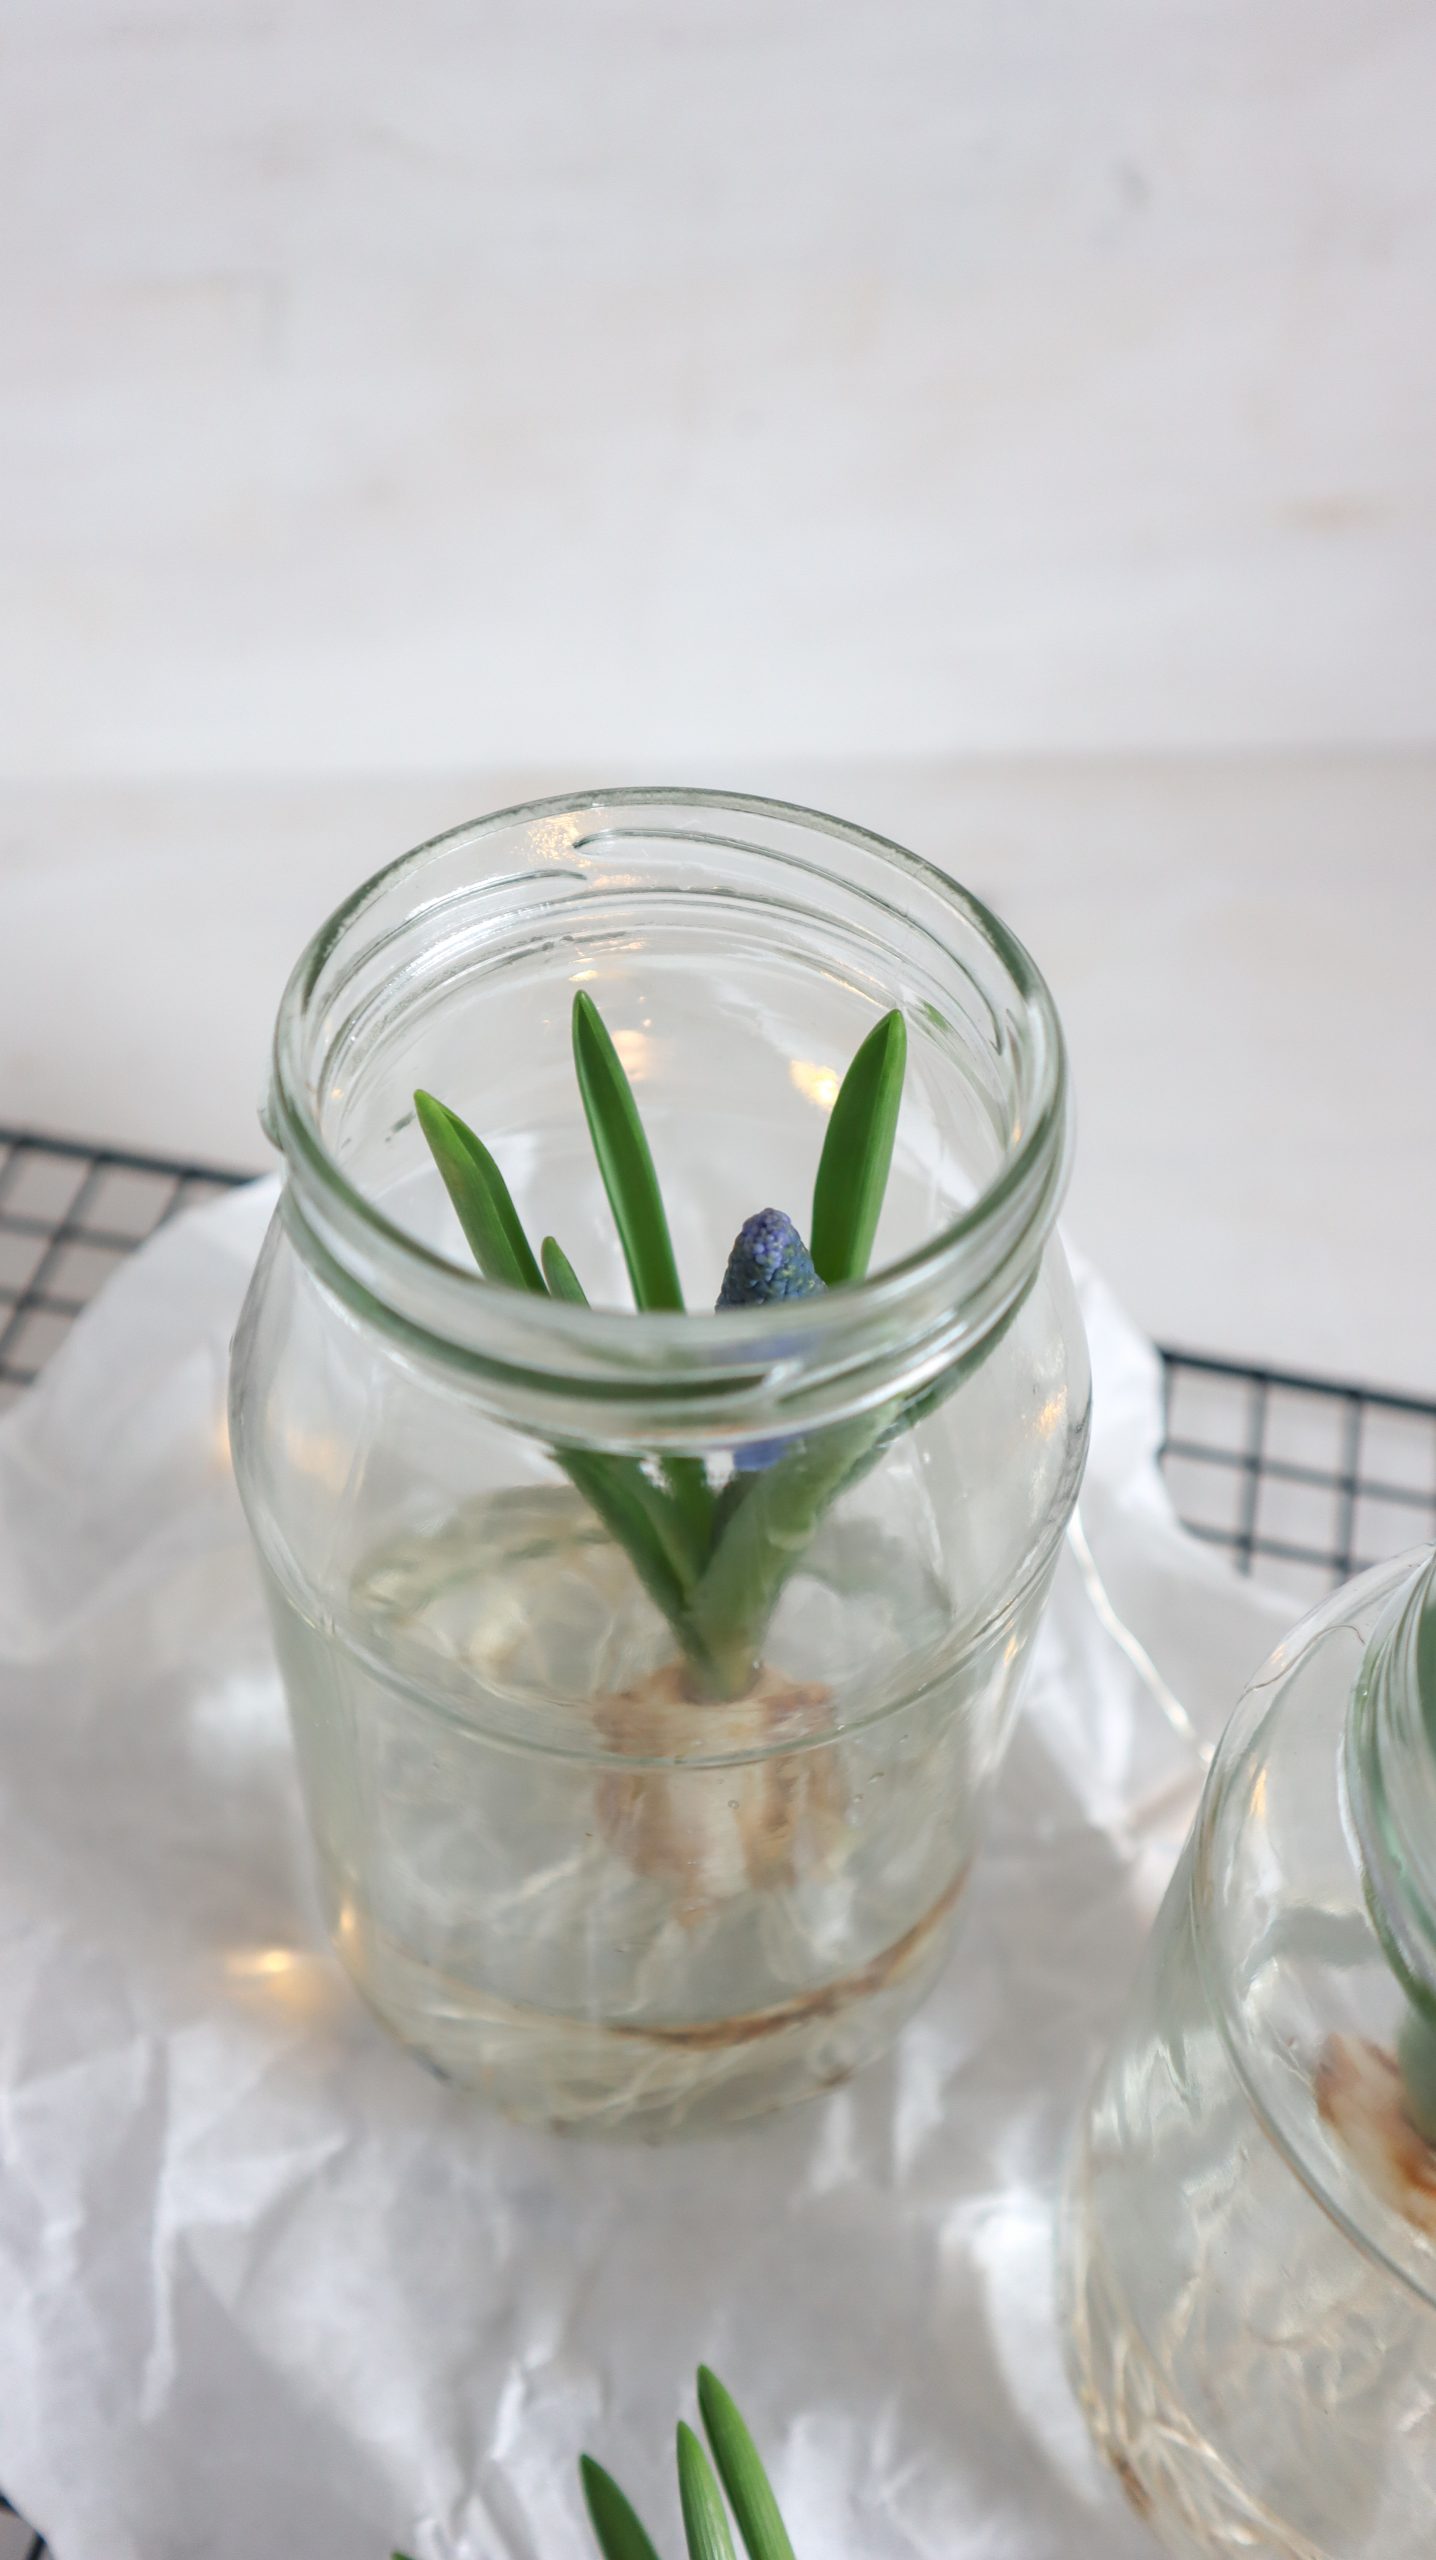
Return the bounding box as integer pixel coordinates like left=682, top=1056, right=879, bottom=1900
left=716, top=1210, right=823, bottom=1470
left=716, top=1208, right=824, bottom=1310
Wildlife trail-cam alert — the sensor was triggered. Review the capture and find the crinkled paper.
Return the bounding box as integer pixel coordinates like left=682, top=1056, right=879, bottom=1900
left=0, top=1187, right=1295, bottom=2558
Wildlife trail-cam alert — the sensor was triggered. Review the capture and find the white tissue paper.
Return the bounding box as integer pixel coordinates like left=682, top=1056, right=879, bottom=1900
left=0, top=1185, right=1297, bottom=2560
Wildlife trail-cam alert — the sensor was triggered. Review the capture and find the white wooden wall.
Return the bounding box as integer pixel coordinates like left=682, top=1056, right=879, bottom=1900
left=5, top=0, right=1434, bottom=775
left=4, top=4, right=1434, bottom=1389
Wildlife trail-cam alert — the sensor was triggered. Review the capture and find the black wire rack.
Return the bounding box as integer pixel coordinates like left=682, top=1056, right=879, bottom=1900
left=1158, top=1347, right=1436, bottom=1608
left=0, top=1130, right=245, bottom=1411
left=2, top=1126, right=1435, bottom=2554
left=4, top=1126, right=1434, bottom=1597
left=0, top=2496, right=41, bottom=2560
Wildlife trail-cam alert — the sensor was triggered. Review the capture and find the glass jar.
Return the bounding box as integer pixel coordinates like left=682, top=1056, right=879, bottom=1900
left=230, top=789, right=1088, bottom=2136
left=1063, top=1544, right=1436, bottom=2556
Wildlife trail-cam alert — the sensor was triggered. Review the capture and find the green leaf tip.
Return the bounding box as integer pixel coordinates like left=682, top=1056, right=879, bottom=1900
left=413, top=1089, right=545, bottom=1296
left=696, top=2369, right=796, bottom=2560
left=542, top=1234, right=590, bottom=1305
left=677, top=2421, right=738, bottom=2560
left=809, top=1008, right=907, bottom=1287
left=572, top=990, right=685, bottom=1312
left=579, top=2452, right=667, bottom=2560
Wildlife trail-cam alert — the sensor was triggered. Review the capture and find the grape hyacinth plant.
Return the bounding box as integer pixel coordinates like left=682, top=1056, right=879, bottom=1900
left=392, top=2365, right=796, bottom=2560
left=231, top=792, right=1088, bottom=2131
left=581, top=2368, right=796, bottom=2560
left=415, top=991, right=908, bottom=1705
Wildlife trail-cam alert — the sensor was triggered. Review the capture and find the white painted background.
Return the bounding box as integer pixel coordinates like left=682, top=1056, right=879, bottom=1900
left=6, top=0, right=1435, bottom=769
left=2, top=2, right=1434, bottom=1382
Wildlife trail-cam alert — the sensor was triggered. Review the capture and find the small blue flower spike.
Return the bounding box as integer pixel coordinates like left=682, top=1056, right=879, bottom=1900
left=716, top=1207, right=824, bottom=1309
left=717, top=1209, right=823, bottom=1471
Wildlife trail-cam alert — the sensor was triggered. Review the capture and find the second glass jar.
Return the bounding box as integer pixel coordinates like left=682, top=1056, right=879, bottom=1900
left=1063, top=1545, right=1436, bottom=2556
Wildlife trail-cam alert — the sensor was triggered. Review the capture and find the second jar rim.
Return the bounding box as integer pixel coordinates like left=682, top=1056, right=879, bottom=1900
left=265, top=786, right=1072, bottom=1443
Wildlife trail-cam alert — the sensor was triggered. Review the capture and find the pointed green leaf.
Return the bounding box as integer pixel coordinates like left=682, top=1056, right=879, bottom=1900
left=697, top=2371, right=796, bottom=2560
left=567, top=994, right=713, bottom=1557
left=809, top=1010, right=907, bottom=1286
left=579, top=2454, right=667, bottom=2560
left=542, top=1235, right=590, bottom=1304
left=572, top=991, right=684, bottom=1311
left=677, top=2423, right=737, bottom=2560
left=414, top=1090, right=545, bottom=1294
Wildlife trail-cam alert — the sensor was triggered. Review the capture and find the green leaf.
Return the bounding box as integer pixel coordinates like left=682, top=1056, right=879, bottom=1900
left=697, top=2370, right=795, bottom=2560
left=560, top=1449, right=700, bottom=1623
left=580, top=2455, right=667, bottom=2560
left=568, top=994, right=714, bottom=1562
left=414, top=1093, right=705, bottom=1640
left=542, top=1234, right=590, bottom=1304
left=545, top=1242, right=704, bottom=1560
left=687, top=1411, right=879, bottom=1695
left=689, top=1269, right=1038, bottom=1694
left=809, top=1010, right=907, bottom=1286
left=414, top=1090, right=545, bottom=1295
left=677, top=2423, right=738, bottom=2560
left=572, top=991, right=685, bottom=1311
left=659, top=1449, right=716, bottom=1578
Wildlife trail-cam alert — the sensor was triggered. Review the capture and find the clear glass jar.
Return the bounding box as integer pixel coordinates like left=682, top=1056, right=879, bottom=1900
left=230, top=789, right=1088, bottom=2136
left=1063, top=1544, right=1436, bottom=2556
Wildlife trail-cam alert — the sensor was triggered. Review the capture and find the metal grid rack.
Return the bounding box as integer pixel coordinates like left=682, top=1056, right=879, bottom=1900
left=0, top=1130, right=245, bottom=1415
left=1159, top=1348, right=1436, bottom=1608
left=4, top=1126, right=1434, bottom=1595
left=1, top=1127, right=1435, bottom=2555
left=0, top=2495, right=41, bottom=2560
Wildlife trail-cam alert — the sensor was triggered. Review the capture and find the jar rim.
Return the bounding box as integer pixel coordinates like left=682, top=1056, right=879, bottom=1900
left=267, top=786, right=1072, bottom=1434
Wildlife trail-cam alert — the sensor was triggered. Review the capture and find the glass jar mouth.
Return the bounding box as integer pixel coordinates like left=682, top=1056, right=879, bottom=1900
left=267, top=786, right=1072, bottom=1436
